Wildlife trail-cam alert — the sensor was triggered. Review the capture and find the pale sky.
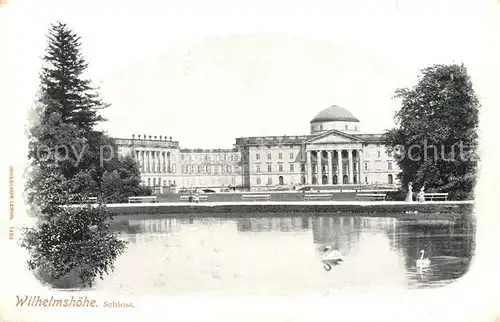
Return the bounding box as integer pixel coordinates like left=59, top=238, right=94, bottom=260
left=1, top=0, right=499, bottom=149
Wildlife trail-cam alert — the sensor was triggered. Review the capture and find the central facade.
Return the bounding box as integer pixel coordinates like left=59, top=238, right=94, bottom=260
left=117, top=105, right=401, bottom=191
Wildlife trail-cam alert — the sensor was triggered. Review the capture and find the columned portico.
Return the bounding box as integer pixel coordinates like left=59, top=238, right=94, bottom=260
left=305, top=143, right=364, bottom=185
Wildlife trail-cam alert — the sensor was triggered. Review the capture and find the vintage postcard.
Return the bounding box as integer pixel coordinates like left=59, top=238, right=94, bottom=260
left=1, top=0, right=499, bottom=321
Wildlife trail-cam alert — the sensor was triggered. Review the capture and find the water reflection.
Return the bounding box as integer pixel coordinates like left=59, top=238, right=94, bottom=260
left=100, top=214, right=475, bottom=295
left=237, top=216, right=310, bottom=232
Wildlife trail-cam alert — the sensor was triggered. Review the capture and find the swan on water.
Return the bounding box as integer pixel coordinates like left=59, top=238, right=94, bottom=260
left=322, top=246, right=343, bottom=271
left=416, top=250, right=431, bottom=268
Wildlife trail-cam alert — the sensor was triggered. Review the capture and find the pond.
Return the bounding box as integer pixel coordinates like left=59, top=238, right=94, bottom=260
left=95, top=214, right=475, bottom=296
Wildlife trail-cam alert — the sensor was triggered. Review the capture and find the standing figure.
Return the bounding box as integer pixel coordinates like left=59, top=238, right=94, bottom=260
left=417, top=185, right=426, bottom=202
left=405, top=181, right=413, bottom=202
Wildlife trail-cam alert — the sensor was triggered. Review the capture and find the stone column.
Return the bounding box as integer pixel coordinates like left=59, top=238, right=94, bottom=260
left=348, top=149, right=354, bottom=184
left=139, top=151, right=144, bottom=173
left=153, top=151, right=157, bottom=173
left=149, top=151, right=153, bottom=173
left=151, top=151, right=156, bottom=173
left=359, top=148, right=364, bottom=185
left=327, top=150, right=333, bottom=185
left=157, top=151, right=161, bottom=173
left=151, top=151, right=155, bottom=173
left=150, top=151, right=154, bottom=173
left=306, top=150, right=312, bottom=184
left=156, top=151, right=160, bottom=173
left=145, top=151, right=149, bottom=173
left=337, top=150, right=343, bottom=185
left=316, top=150, right=322, bottom=185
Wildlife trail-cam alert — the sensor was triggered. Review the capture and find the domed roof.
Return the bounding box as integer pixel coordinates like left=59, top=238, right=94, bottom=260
left=310, top=105, right=359, bottom=123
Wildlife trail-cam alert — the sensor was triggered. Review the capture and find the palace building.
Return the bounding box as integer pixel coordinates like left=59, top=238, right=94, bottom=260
left=116, top=105, right=401, bottom=192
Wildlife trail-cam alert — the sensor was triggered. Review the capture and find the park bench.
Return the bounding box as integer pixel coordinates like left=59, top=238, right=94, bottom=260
left=180, top=195, right=208, bottom=202
left=422, top=193, right=448, bottom=201
left=83, top=197, right=97, bottom=203
left=128, top=196, right=158, bottom=203
left=355, top=193, right=387, bottom=201
left=241, top=194, right=271, bottom=201
left=304, top=193, right=334, bottom=201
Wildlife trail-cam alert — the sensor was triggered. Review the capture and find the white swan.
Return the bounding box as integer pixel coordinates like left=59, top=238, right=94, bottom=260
left=322, top=246, right=343, bottom=271
left=416, top=250, right=431, bottom=268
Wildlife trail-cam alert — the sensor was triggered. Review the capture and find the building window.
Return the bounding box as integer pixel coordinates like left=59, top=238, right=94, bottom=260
left=279, top=152, right=282, bottom=159
left=227, top=165, right=231, bottom=173
left=192, top=165, right=195, bottom=173
left=365, top=176, right=368, bottom=184
left=388, top=161, right=392, bottom=170
left=364, top=162, right=368, bottom=170
left=198, top=165, right=203, bottom=173
left=289, top=164, right=294, bottom=172
left=267, top=177, right=272, bottom=185
left=345, top=125, right=348, bottom=130
left=267, top=153, right=272, bottom=160
left=147, top=178, right=151, bottom=186
left=301, top=164, right=306, bottom=172
left=377, top=151, right=381, bottom=158
left=267, top=164, right=272, bottom=173
left=289, top=152, right=294, bottom=159
left=256, top=177, right=261, bottom=185
left=355, top=125, right=358, bottom=131
left=256, top=153, right=260, bottom=160
left=256, top=165, right=261, bottom=173
left=279, top=164, right=283, bottom=172
left=181, top=155, right=184, bottom=161
left=153, top=178, right=156, bottom=186
left=172, top=165, right=176, bottom=173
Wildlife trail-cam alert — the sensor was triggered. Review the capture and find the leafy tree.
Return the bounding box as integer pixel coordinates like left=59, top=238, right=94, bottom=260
left=102, top=155, right=153, bottom=203
left=385, top=64, right=479, bottom=200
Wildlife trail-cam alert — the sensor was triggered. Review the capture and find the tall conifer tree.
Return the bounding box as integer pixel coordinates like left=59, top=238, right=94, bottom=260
left=22, top=22, right=129, bottom=288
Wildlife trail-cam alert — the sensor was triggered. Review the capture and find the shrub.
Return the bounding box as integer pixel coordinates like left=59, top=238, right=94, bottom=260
left=20, top=204, right=127, bottom=288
